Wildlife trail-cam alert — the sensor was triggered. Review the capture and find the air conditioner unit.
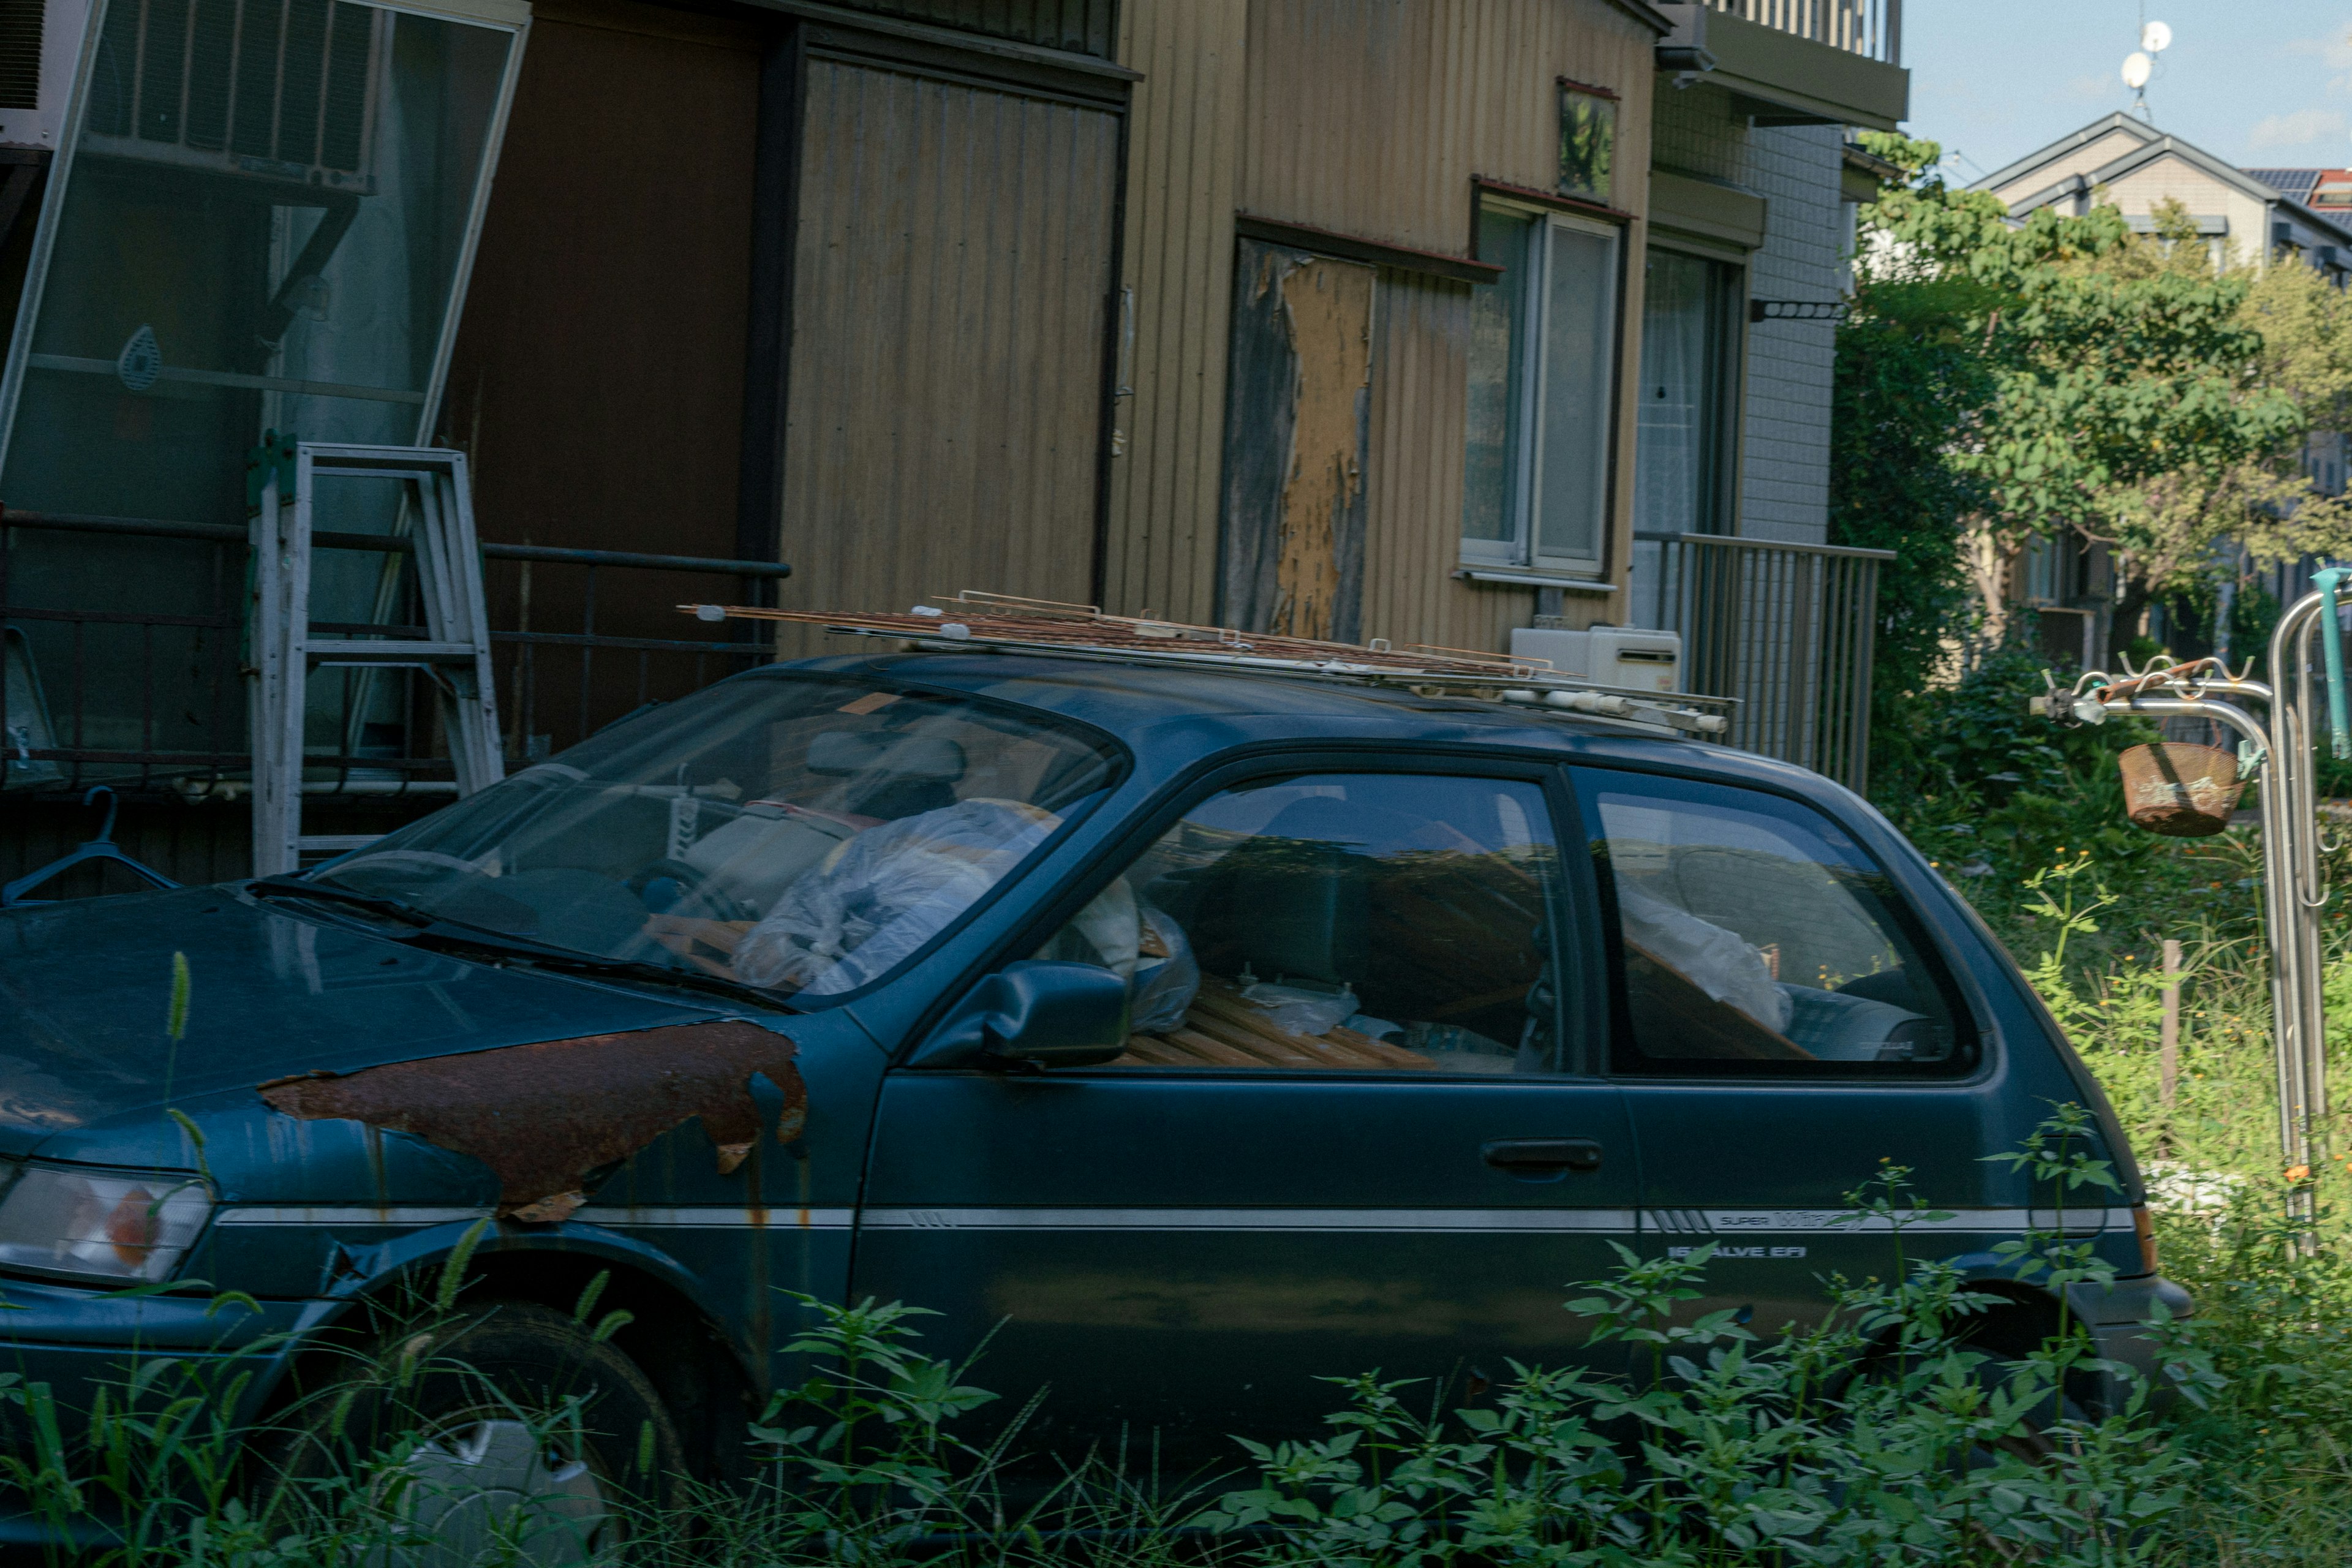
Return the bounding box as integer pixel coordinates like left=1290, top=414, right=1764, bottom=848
left=1510, top=624, right=1685, bottom=694
left=71, top=0, right=384, bottom=192
left=0, top=0, right=91, bottom=153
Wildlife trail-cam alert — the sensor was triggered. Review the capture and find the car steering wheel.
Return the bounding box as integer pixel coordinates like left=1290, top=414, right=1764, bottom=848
left=625, top=859, right=749, bottom=922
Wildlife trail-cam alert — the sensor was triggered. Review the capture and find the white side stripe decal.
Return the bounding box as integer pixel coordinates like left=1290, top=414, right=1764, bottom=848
left=216, top=1207, right=492, bottom=1227
left=570, top=1206, right=856, bottom=1230
left=215, top=1205, right=856, bottom=1229
left=861, top=1207, right=1643, bottom=1234
left=211, top=1205, right=2132, bottom=1237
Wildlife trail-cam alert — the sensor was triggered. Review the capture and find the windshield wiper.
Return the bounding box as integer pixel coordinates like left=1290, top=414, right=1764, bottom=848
left=247, top=876, right=434, bottom=927
left=493, top=949, right=793, bottom=1014
left=247, top=876, right=791, bottom=1013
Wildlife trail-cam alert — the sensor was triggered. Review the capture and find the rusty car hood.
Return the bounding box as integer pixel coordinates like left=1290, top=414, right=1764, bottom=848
left=0, top=886, right=720, bottom=1144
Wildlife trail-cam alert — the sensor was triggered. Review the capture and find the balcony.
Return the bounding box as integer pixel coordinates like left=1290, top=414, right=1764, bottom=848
left=1657, top=0, right=1907, bottom=131
left=1642, top=533, right=1896, bottom=793
left=1704, top=0, right=1900, bottom=65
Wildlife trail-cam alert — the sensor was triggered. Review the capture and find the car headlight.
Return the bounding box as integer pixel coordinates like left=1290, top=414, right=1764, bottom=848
left=0, top=1163, right=212, bottom=1283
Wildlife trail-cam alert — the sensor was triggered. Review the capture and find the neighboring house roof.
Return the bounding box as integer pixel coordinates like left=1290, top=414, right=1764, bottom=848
left=2246, top=167, right=2323, bottom=203
left=2245, top=166, right=2352, bottom=216
left=1970, top=113, right=2352, bottom=254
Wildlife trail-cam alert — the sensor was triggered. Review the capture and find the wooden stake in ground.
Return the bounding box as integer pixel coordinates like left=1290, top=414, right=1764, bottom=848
left=2160, top=938, right=2182, bottom=1110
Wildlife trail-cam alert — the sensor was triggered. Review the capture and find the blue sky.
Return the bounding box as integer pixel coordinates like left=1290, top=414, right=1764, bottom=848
left=1905, top=2, right=2352, bottom=182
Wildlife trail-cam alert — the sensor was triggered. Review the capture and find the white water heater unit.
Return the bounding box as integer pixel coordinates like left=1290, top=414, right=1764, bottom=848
left=1509, top=624, right=1684, bottom=693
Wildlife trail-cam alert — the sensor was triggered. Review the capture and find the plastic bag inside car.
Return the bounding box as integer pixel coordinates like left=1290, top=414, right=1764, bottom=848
left=732, top=798, right=1060, bottom=995
left=1615, top=884, right=1792, bottom=1034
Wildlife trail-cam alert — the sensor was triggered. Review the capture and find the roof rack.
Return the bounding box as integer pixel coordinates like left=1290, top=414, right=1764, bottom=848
left=681, top=594, right=1734, bottom=738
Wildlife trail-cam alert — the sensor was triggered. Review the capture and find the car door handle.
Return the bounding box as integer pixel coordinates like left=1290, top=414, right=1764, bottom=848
left=1482, top=1137, right=1603, bottom=1173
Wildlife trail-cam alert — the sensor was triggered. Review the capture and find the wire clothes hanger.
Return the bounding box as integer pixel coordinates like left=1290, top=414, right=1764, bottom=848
left=1, top=786, right=180, bottom=907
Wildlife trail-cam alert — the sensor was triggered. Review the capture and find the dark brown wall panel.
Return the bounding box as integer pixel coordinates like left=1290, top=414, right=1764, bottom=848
left=437, top=0, right=764, bottom=744
left=439, top=0, right=760, bottom=568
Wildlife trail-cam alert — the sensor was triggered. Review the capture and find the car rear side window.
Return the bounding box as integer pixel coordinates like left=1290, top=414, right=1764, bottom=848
left=1573, top=770, right=1973, bottom=1077
left=1031, top=772, right=1578, bottom=1074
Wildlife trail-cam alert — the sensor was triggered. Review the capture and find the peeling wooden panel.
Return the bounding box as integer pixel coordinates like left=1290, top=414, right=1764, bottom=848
left=1102, top=0, right=1248, bottom=627
left=772, top=62, right=1120, bottom=655
left=1218, top=240, right=1373, bottom=642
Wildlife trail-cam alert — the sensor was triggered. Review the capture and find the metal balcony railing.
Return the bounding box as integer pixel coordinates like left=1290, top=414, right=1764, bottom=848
left=1, top=509, right=790, bottom=802
left=1704, top=0, right=1900, bottom=63
left=1646, top=532, right=1894, bottom=793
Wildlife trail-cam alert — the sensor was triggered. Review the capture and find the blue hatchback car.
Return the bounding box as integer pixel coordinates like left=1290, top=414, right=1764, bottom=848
left=0, top=649, right=2187, bottom=1544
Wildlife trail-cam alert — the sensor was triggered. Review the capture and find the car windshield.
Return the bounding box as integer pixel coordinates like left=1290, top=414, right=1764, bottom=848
left=310, top=674, right=1122, bottom=1003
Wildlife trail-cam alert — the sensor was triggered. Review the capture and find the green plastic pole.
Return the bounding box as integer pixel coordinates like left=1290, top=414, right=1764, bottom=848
left=2317, top=567, right=2352, bottom=761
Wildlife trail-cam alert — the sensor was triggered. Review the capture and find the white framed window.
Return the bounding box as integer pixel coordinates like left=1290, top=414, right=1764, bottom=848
left=1463, top=201, right=1621, bottom=577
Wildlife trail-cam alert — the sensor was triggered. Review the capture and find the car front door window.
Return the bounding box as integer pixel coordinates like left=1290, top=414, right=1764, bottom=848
left=1032, top=772, right=1573, bottom=1074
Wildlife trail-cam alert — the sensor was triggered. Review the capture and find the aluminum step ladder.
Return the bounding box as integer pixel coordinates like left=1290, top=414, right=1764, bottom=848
left=249, top=439, right=504, bottom=877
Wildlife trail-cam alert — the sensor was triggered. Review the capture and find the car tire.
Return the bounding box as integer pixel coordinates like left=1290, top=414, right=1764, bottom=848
left=260, top=1298, right=686, bottom=1564
left=1965, top=1352, right=2093, bottom=1467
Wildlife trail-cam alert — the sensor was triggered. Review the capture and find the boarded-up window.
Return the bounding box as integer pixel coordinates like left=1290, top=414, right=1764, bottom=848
left=1218, top=239, right=1374, bottom=642
left=777, top=61, right=1118, bottom=640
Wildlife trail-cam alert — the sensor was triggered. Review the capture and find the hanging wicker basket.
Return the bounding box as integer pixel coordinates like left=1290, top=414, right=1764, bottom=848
left=2117, top=742, right=2243, bottom=837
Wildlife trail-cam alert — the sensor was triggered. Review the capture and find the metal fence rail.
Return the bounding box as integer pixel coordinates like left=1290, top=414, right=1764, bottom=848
left=1703, top=0, right=1899, bottom=62
left=1, top=508, right=791, bottom=801
left=1649, top=532, right=1893, bottom=793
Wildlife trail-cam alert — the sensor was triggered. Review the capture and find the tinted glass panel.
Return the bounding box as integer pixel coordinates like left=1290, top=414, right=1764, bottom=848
left=1533, top=219, right=1616, bottom=567
left=1575, top=771, right=1969, bottom=1075
left=317, top=675, right=1120, bottom=1004
left=1036, top=772, right=1574, bottom=1074
left=1463, top=209, right=1533, bottom=554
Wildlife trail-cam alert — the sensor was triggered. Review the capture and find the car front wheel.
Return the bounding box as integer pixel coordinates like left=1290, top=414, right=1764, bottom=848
left=263, top=1298, right=685, bottom=1564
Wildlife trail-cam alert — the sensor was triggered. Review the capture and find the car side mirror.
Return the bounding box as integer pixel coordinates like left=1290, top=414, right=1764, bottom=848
left=911, top=960, right=1129, bottom=1070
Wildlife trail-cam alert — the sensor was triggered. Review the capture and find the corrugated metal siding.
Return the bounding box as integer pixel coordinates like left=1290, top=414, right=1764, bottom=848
left=1102, top=0, right=1246, bottom=624
left=775, top=61, right=1120, bottom=653
left=1361, top=266, right=1508, bottom=654
left=834, top=0, right=1118, bottom=60
left=1239, top=0, right=1655, bottom=256
left=1108, top=0, right=1652, bottom=650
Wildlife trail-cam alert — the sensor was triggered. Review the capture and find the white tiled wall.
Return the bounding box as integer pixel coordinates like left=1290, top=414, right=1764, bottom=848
left=1651, top=90, right=1848, bottom=548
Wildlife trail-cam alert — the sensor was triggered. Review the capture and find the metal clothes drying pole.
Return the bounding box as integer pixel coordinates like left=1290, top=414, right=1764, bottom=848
left=248, top=439, right=504, bottom=878
left=2038, top=582, right=2350, bottom=1223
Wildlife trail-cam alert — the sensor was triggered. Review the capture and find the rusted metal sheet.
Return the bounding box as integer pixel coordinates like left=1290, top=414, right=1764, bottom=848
left=1217, top=240, right=1372, bottom=642
left=259, top=1020, right=806, bottom=1223
left=772, top=59, right=1119, bottom=659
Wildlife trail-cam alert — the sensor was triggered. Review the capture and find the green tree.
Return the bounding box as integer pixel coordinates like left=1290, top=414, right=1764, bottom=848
left=1837, top=138, right=2316, bottom=680
left=1828, top=135, right=1996, bottom=711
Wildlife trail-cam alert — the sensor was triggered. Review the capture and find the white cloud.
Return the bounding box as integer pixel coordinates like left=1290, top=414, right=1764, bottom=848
left=2247, top=107, right=2348, bottom=149
left=2287, top=29, right=2352, bottom=75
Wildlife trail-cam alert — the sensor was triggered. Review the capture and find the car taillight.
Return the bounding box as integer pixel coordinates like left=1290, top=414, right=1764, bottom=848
left=2132, top=1204, right=2159, bottom=1274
